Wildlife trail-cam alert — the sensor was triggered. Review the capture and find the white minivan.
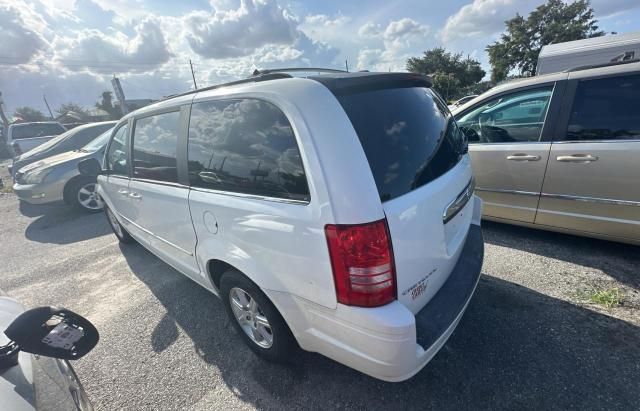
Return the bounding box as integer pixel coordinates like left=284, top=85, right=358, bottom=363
left=79, top=70, right=484, bottom=382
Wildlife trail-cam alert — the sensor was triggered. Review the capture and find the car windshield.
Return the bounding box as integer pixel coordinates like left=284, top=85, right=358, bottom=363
left=12, top=123, right=65, bottom=140
left=82, top=128, right=113, bottom=152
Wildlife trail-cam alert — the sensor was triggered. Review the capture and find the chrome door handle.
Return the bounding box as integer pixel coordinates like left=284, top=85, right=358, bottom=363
left=129, top=192, right=142, bottom=200
left=556, top=154, right=598, bottom=163
left=506, top=153, right=541, bottom=161
left=118, top=189, right=129, bottom=196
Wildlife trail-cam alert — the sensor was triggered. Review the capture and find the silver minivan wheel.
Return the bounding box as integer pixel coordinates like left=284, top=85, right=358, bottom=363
left=229, top=287, right=274, bottom=349
left=76, top=183, right=104, bottom=211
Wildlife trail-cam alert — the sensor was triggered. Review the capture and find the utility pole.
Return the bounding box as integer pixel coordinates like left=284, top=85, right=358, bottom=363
left=43, top=94, right=54, bottom=119
left=190, top=59, right=198, bottom=89
left=0, top=91, right=8, bottom=128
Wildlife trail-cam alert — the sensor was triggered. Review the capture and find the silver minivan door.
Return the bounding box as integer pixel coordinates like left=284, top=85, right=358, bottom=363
left=128, top=109, right=201, bottom=279
left=457, top=85, right=556, bottom=223
left=536, top=74, right=640, bottom=242
left=101, top=123, right=146, bottom=243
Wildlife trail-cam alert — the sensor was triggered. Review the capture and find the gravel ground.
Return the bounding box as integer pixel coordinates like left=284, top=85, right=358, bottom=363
left=0, top=161, right=639, bottom=410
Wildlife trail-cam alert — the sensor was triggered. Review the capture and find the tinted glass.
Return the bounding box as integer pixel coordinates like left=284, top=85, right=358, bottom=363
left=132, top=111, right=180, bottom=183
left=12, top=123, right=65, bottom=140
left=68, top=124, right=114, bottom=148
left=337, top=87, right=465, bottom=202
left=106, top=125, right=129, bottom=176
left=567, top=74, right=640, bottom=141
left=456, top=86, right=552, bottom=143
left=188, top=99, right=309, bottom=201
left=83, top=128, right=113, bottom=152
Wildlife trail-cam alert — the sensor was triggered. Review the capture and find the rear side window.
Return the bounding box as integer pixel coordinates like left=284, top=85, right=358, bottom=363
left=106, top=125, right=129, bottom=176
left=188, top=99, right=309, bottom=202
left=566, top=74, right=640, bottom=141
left=132, top=111, right=180, bottom=183
left=337, top=87, right=465, bottom=202
left=11, top=123, right=65, bottom=140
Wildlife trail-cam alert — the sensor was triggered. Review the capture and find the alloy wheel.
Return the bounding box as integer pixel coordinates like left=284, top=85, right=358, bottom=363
left=229, top=287, right=273, bottom=348
left=77, top=183, right=104, bottom=211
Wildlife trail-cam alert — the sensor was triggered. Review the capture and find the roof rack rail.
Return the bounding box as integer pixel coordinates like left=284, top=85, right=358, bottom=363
left=162, top=72, right=293, bottom=101
left=252, top=67, right=347, bottom=76
left=565, top=58, right=640, bottom=73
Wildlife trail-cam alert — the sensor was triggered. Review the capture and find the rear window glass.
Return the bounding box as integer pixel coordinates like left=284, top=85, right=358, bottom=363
left=11, top=123, right=65, bottom=140
left=337, top=87, right=465, bottom=202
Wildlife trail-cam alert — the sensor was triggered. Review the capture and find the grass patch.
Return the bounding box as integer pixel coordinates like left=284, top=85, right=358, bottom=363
left=578, top=287, right=623, bottom=308
left=0, top=185, right=12, bottom=194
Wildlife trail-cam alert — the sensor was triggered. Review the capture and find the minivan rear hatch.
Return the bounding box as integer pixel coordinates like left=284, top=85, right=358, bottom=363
left=330, top=78, right=474, bottom=314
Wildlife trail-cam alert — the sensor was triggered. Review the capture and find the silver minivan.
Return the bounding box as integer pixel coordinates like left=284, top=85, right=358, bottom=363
left=453, top=60, right=640, bottom=245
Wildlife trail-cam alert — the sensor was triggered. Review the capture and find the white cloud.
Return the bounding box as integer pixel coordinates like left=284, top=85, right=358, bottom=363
left=304, top=14, right=351, bottom=27
left=184, top=0, right=298, bottom=59
left=358, top=22, right=382, bottom=38
left=440, top=0, right=532, bottom=43
left=56, top=17, right=172, bottom=73
left=354, top=18, right=429, bottom=71
left=383, top=18, right=429, bottom=47
left=0, top=2, right=51, bottom=64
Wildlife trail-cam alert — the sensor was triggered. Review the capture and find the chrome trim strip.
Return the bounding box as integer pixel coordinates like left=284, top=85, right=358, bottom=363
left=190, top=186, right=310, bottom=205
left=130, top=177, right=188, bottom=189
left=443, top=178, right=475, bottom=223
left=128, top=178, right=310, bottom=205
left=552, top=139, right=640, bottom=144
left=540, top=193, right=640, bottom=207
left=475, top=187, right=540, bottom=197
left=117, top=214, right=194, bottom=256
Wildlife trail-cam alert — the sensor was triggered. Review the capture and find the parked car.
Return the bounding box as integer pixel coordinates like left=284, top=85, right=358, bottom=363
left=13, top=128, right=114, bottom=212
left=11, top=121, right=116, bottom=178
left=5, top=122, right=66, bottom=158
left=0, top=290, right=98, bottom=410
left=79, top=70, right=484, bottom=382
left=453, top=60, right=640, bottom=245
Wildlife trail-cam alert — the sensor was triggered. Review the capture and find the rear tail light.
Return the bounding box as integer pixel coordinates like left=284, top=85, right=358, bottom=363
left=325, top=218, right=396, bottom=307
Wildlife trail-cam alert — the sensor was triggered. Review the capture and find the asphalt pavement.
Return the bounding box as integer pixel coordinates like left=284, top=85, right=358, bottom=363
left=0, top=166, right=638, bottom=410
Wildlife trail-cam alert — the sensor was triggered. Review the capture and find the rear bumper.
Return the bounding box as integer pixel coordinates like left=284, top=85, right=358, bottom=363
left=268, top=221, right=484, bottom=382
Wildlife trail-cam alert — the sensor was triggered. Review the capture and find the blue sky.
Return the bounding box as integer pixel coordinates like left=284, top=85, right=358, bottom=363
left=1, top=0, right=639, bottom=114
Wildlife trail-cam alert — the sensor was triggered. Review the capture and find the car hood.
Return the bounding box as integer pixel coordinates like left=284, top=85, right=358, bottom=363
left=18, top=150, right=93, bottom=175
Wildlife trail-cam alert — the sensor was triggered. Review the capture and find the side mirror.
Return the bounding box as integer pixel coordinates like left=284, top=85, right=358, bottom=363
left=2, top=307, right=98, bottom=366
left=78, top=158, right=103, bottom=176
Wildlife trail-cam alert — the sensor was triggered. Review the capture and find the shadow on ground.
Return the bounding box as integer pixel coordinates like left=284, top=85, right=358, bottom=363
left=21, top=201, right=110, bottom=244
left=483, top=221, right=640, bottom=290
left=118, top=243, right=640, bottom=410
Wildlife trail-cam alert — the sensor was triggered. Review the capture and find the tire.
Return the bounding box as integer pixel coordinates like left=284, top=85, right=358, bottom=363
left=68, top=177, right=104, bottom=213
left=220, top=270, right=297, bottom=362
left=105, top=205, right=135, bottom=244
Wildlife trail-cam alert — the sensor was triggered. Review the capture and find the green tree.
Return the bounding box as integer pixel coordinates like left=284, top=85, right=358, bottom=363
left=95, top=91, right=122, bottom=120
left=406, top=48, right=485, bottom=101
left=487, top=0, right=604, bottom=82
left=13, top=106, right=48, bottom=122
left=55, top=103, right=90, bottom=120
